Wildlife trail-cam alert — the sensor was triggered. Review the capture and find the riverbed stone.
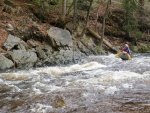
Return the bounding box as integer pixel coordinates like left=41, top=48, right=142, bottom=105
left=0, top=54, right=14, bottom=70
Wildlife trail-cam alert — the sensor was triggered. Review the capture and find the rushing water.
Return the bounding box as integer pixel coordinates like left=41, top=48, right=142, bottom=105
left=0, top=54, right=150, bottom=113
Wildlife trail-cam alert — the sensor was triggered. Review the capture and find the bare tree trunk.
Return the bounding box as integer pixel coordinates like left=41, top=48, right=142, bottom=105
left=73, top=0, right=78, bottom=34
left=66, top=0, right=74, bottom=17
left=139, top=0, right=145, bottom=30
left=62, top=0, right=67, bottom=20
left=99, top=0, right=110, bottom=48
left=80, top=0, right=93, bottom=37
left=95, top=5, right=101, bottom=32
left=41, top=0, right=45, bottom=15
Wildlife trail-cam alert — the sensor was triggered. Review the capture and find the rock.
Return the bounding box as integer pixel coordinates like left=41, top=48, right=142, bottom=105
left=61, top=49, right=73, bottom=63
left=10, top=50, right=37, bottom=68
left=0, top=47, right=7, bottom=54
left=27, top=39, right=41, bottom=48
left=0, top=54, right=14, bottom=70
left=47, top=27, right=73, bottom=47
left=42, top=41, right=53, bottom=55
left=6, top=23, right=14, bottom=31
left=3, top=34, right=20, bottom=50
left=36, top=47, right=47, bottom=59
left=72, top=50, right=84, bottom=63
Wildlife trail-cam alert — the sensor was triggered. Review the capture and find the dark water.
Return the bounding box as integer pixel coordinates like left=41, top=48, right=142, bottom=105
left=0, top=54, right=150, bottom=113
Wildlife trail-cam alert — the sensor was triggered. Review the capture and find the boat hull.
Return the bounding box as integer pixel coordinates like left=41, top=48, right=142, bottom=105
left=115, top=51, right=131, bottom=60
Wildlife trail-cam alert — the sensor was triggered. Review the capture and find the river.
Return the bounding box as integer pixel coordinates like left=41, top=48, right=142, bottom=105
left=0, top=54, right=150, bottom=113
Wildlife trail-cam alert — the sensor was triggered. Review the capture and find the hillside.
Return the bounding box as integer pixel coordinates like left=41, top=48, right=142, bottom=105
left=0, top=0, right=150, bottom=70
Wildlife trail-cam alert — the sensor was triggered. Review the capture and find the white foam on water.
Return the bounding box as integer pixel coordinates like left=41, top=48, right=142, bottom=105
left=81, top=62, right=106, bottom=71
left=32, top=87, right=43, bottom=95
left=38, top=66, right=73, bottom=76
left=32, top=82, right=64, bottom=93
left=35, top=62, right=106, bottom=76
left=30, top=103, right=52, bottom=113
left=0, top=78, right=3, bottom=82
left=11, top=86, right=22, bottom=92
left=104, top=86, right=118, bottom=95
left=0, top=72, right=34, bottom=81
left=100, top=71, right=144, bottom=81
left=142, top=71, right=150, bottom=76
left=75, top=78, right=100, bottom=85
left=70, top=64, right=82, bottom=71
left=122, top=83, right=133, bottom=89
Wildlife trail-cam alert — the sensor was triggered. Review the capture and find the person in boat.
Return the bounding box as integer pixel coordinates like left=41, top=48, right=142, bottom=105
left=121, top=44, right=131, bottom=55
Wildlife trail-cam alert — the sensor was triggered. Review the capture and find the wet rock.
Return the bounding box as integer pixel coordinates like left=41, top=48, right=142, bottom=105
left=10, top=50, right=37, bottom=68
left=0, top=54, right=14, bottom=70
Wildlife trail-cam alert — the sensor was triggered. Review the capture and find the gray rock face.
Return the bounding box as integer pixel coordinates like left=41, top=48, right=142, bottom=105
left=1, top=31, right=83, bottom=69
left=0, top=54, right=14, bottom=70
left=3, top=34, right=21, bottom=50
left=47, top=27, right=73, bottom=47
left=36, top=47, right=47, bottom=59
left=10, top=50, right=37, bottom=68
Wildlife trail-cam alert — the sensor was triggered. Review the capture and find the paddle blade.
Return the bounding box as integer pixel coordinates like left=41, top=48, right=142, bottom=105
left=115, top=52, right=122, bottom=58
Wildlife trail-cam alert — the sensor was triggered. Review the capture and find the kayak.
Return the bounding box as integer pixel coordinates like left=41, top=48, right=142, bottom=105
left=115, top=51, right=131, bottom=60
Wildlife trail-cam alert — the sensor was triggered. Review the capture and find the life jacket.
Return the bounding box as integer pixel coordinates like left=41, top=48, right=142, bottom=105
left=122, top=47, right=130, bottom=54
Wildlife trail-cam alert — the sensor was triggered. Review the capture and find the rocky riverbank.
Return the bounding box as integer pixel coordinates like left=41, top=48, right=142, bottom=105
left=0, top=27, right=85, bottom=70
left=0, top=0, right=149, bottom=70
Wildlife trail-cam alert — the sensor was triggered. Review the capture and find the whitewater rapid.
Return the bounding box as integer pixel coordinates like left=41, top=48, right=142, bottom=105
left=0, top=54, right=150, bottom=113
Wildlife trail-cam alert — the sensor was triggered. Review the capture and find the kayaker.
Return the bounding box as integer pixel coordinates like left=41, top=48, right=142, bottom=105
left=121, top=44, right=131, bottom=55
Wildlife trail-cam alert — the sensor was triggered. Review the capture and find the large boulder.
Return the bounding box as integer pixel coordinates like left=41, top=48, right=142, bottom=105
left=0, top=54, right=14, bottom=70
left=10, top=50, right=37, bottom=68
left=3, top=34, right=20, bottom=50
left=47, top=27, right=73, bottom=48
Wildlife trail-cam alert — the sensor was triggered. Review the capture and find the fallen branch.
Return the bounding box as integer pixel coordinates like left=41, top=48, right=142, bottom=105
left=87, top=28, right=118, bottom=53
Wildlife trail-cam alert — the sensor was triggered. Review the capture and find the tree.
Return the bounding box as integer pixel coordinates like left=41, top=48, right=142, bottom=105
left=139, top=0, right=145, bottom=29
left=73, top=0, right=78, bottom=34
left=99, top=0, right=111, bottom=48
left=80, top=0, right=94, bottom=37
left=62, top=0, right=67, bottom=20
left=121, top=0, right=139, bottom=40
